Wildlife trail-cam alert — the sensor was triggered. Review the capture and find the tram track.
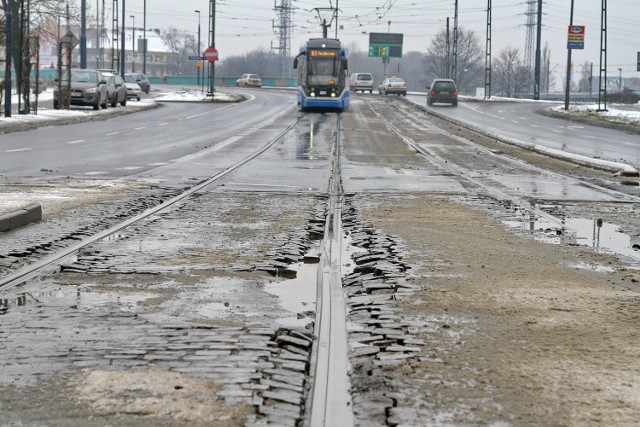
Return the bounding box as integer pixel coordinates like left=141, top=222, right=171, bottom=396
left=368, top=98, right=640, bottom=264
left=0, top=110, right=363, bottom=426
left=0, top=116, right=305, bottom=292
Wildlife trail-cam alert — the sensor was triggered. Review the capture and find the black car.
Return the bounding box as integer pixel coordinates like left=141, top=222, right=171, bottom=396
left=427, top=78, right=458, bottom=106
left=125, top=72, right=150, bottom=94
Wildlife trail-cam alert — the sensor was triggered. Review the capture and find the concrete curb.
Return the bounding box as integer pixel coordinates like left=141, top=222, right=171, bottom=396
left=0, top=203, right=43, bottom=233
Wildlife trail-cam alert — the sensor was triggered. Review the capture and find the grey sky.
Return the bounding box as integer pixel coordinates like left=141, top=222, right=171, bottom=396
left=118, top=0, right=638, bottom=77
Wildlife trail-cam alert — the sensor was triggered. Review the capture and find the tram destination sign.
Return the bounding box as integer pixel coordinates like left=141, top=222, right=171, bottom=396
left=368, top=32, right=403, bottom=58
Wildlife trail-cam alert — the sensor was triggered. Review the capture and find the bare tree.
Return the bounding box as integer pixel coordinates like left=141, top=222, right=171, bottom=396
left=493, top=47, right=532, bottom=98
left=217, top=47, right=282, bottom=78
left=424, top=27, right=484, bottom=95
left=2, top=0, right=82, bottom=113
left=541, top=42, right=556, bottom=93
left=577, top=60, right=592, bottom=93
left=159, top=26, right=188, bottom=75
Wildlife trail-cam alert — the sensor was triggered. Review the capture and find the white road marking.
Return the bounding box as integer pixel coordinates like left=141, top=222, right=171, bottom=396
left=159, top=122, right=168, bottom=126
left=106, top=132, right=120, bottom=136
left=147, top=162, right=168, bottom=166
left=116, top=166, right=144, bottom=170
left=68, top=139, right=86, bottom=144
left=134, top=127, right=146, bottom=130
left=84, top=171, right=107, bottom=175
left=6, top=148, right=32, bottom=153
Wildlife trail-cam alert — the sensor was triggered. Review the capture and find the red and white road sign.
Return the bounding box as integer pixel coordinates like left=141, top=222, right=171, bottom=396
left=204, top=47, right=219, bottom=62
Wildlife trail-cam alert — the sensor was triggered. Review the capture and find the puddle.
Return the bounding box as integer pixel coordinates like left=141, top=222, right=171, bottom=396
left=0, top=285, right=154, bottom=315
left=503, top=215, right=640, bottom=263
left=264, top=261, right=317, bottom=328
left=264, top=233, right=364, bottom=328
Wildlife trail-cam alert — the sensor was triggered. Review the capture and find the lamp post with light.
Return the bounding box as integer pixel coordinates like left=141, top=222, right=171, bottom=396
left=195, top=10, right=201, bottom=86
left=130, top=15, right=135, bottom=72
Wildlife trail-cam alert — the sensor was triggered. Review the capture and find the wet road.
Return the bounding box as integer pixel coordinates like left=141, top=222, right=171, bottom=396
left=0, top=90, right=297, bottom=179
left=407, top=95, right=640, bottom=168
left=1, top=94, right=639, bottom=426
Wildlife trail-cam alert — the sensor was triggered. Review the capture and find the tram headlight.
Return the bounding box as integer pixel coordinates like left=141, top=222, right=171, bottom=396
left=311, top=92, right=316, bottom=97
left=331, top=93, right=336, bottom=98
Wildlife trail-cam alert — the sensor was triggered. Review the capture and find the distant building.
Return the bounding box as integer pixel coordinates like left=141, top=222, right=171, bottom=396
left=591, top=76, right=640, bottom=94
left=38, top=25, right=174, bottom=77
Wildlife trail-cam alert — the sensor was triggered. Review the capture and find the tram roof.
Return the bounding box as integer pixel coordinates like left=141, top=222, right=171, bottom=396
left=302, top=38, right=342, bottom=50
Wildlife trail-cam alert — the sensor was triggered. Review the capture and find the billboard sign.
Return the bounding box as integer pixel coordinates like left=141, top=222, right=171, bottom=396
left=567, top=25, right=585, bottom=49
left=368, top=33, right=403, bottom=58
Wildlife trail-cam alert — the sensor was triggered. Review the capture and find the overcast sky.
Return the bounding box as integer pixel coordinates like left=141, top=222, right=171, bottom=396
left=118, top=0, right=638, bottom=77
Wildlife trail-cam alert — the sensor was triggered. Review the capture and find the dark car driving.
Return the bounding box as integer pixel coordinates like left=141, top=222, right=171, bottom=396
left=427, top=78, right=458, bottom=106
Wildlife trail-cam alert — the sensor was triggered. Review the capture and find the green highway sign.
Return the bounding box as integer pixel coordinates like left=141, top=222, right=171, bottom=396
left=368, top=33, right=403, bottom=58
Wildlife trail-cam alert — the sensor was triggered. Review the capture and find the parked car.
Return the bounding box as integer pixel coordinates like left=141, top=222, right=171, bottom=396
left=427, top=78, right=458, bottom=106
left=124, top=80, right=142, bottom=101
left=236, top=74, right=263, bottom=87
left=102, top=72, right=127, bottom=107
left=53, top=69, right=108, bottom=110
left=378, top=76, right=407, bottom=96
left=350, top=72, right=374, bottom=93
left=125, top=72, right=150, bottom=93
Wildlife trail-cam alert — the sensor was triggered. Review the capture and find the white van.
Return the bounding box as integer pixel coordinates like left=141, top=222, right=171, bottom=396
left=350, top=73, right=374, bottom=93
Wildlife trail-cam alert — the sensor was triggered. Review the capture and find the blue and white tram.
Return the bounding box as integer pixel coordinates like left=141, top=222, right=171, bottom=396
left=293, top=38, right=350, bottom=111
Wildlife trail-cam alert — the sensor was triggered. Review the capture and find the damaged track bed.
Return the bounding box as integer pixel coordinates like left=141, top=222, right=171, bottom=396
left=0, top=110, right=423, bottom=426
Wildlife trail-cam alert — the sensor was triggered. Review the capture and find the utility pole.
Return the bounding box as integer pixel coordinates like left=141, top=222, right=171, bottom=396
left=524, top=0, right=535, bottom=70
left=4, top=0, right=13, bottom=117
left=563, top=0, right=574, bottom=110
left=81, top=0, right=87, bottom=68
left=273, top=1, right=292, bottom=78
left=195, top=10, right=201, bottom=85
left=120, top=0, right=126, bottom=78
left=484, top=0, right=492, bottom=99
left=452, top=0, right=458, bottom=82
left=95, top=0, right=100, bottom=68
left=143, top=0, right=146, bottom=74
left=130, top=15, right=135, bottom=72
left=208, top=0, right=216, bottom=95
left=597, top=0, right=607, bottom=111
left=446, top=17, right=450, bottom=78
left=533, top=0, right=542, bottom=100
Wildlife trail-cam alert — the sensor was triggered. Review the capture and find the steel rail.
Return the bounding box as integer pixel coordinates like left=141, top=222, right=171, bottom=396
left=0, top=110, right=303, bottom=292
left=308, top=113, right=354, bottom=427
left=392, top=100, right=640, bottom=204
left=369, top=100, right=640, bottom=264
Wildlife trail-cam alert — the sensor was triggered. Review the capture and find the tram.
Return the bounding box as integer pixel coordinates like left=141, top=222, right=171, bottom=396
left=293, top=38, right=350, bottom=111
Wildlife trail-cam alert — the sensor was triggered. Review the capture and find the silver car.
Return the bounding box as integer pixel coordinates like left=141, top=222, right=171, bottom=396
left=53, top=69, right=108, bottom=110
left=102, top=72, right=127, bottom=107
left=378, top=76, right=407, bottom=96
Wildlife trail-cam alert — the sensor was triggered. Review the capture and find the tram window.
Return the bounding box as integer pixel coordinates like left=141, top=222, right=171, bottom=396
left=308, top=58, right=339, bottom=85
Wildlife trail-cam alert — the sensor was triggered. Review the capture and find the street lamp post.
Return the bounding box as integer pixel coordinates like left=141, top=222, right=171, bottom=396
left=463, top=68, right=468, bottom=95
left=195, top=10, right=201, bottom=86
left=618, top=68, right=622, bottom=93
left=130, top=15, right=135, bottom=72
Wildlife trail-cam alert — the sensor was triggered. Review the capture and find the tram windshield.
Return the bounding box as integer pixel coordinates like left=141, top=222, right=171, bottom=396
left=307, top=49, right=340, bottom=85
